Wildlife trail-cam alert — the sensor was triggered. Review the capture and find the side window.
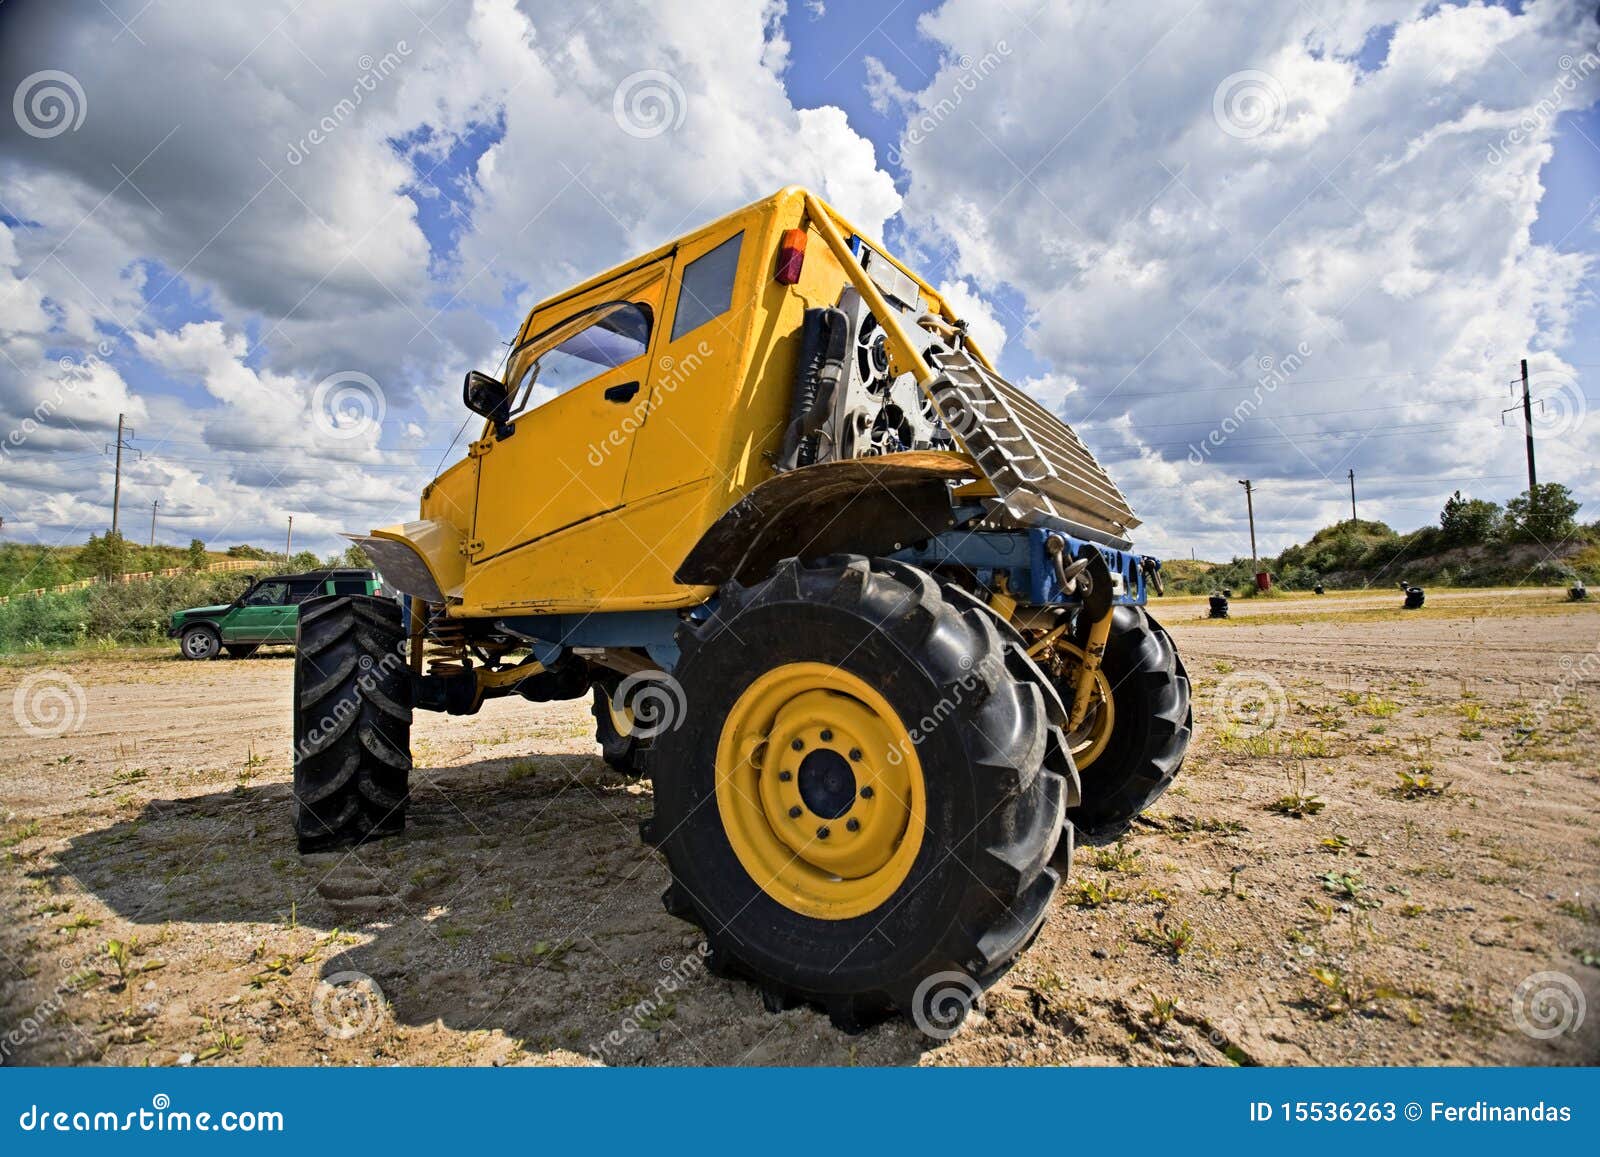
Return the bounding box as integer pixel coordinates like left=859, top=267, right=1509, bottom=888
left=513, top=302, right=652, bottom=412
left=287, top=579, right=323, bottom=604
left=331, top=579, right=368, bottom=596
left=245, top=581, right=288, bottom=606
left=670, top=232, right=742, bottom=341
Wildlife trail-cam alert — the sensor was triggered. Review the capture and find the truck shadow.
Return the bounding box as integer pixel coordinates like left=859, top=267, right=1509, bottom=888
left=43, top=753, right=930, bottom=1065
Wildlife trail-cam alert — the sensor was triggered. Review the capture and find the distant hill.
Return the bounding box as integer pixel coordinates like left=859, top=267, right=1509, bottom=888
left=1168, top=515, right=1597, bottom=594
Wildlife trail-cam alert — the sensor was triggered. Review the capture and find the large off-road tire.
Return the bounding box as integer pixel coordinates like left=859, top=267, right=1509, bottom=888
left=645, top=556, right=1076, bottom=1034
left=179, top=624, right=220, bottom=660
left=1061, top=606, right=1191, bottom=844
left=292, top=595, right=413, bottom=853
left=590, top=679, right=640, bottom=773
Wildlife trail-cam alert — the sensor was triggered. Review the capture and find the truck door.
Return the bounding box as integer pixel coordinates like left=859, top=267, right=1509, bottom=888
left=471, top=264, right=667, bottom=563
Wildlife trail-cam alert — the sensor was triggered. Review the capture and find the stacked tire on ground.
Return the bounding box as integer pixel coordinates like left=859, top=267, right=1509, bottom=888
left=291, top=595, right=413, bottom=853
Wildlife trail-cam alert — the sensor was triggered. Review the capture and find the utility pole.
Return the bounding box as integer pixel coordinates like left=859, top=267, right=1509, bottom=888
left=1238, top=479, right=1258, bottom=568
left=285, top=515, right=294, bottom=561
left=1348, top=469, right=1357, bottom=524
left=1519, top=358, right=1537, bottom=494
left=106, top=413, right=136, bottom=537
left=149, top=499, right=158, bottom=547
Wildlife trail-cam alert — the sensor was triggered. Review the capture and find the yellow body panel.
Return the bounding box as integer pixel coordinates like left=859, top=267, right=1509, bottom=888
left=387, top=187, right=965, bottom=617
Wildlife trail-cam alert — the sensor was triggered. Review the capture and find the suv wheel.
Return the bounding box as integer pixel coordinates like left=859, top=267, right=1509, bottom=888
left=180, top=625, right=220, bottom=660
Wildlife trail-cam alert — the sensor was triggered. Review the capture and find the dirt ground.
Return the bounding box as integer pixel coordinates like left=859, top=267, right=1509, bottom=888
left=2, top=587, right=1597, bottom=1067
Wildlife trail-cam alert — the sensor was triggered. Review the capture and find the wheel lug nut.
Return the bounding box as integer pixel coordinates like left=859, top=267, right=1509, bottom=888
left=848, top=748, right=862, bottom=762
left=816, top=826, right=830, bottom=839
left=790, top=738, right=804, bottom=751
left=820, top=729, right=833, bottom=742
left=846, top=818, right=860, bottom=832
left=778, top=770, right=792, bottom=782
left=788, top=806, right=802, bottom=818
left=860, top=786, right=874, bottom=799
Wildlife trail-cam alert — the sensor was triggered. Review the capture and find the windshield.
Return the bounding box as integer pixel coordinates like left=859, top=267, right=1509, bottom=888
left=508, top=301, right=652, bottom=414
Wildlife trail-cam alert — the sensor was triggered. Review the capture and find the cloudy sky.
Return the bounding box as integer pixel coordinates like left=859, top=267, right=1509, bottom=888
left=0, top=0, right=1596, bottom=562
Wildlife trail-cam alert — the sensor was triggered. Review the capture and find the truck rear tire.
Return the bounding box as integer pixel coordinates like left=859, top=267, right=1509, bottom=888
left=292, top=595, right=413, bottom=853
left=591, top=680, right=640, bottom=773
left=1062, top=607, right=1191, bottom=843
left=645, top=556, right=1074, bottom=1034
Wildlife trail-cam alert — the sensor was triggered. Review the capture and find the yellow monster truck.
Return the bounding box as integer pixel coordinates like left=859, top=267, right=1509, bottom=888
left=292, top=187, right=1191, bottom=1033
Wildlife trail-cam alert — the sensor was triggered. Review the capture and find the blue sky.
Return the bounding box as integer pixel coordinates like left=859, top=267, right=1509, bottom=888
left=0, top=0, right=1596, bottom=563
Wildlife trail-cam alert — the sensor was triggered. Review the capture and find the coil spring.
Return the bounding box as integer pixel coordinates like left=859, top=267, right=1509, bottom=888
left=425, top=618, right=470, bottom=678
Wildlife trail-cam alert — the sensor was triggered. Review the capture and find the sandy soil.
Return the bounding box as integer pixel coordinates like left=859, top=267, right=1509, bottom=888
left=2, top=589, right=1597, bottom=1067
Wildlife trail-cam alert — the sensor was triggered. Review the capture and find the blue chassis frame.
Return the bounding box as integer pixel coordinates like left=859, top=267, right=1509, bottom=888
left=483, top=529, right=1157, bottom=673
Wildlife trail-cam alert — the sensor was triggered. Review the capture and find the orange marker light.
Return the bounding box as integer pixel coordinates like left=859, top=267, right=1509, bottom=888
left=775, top=227, right=807, bottom=284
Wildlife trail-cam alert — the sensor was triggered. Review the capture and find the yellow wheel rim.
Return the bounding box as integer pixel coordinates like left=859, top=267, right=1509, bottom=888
left=605, top=688, right=635, bottom=737
left=1050, top=640, right=1114, bottom=770
left=715, top=662, right=926, bottom=920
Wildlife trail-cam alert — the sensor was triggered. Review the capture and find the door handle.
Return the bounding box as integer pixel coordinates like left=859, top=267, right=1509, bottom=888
left=603, top=380, right=641, bottom=403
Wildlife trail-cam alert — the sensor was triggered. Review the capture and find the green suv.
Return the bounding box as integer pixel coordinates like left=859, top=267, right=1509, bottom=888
left=169, top=569, right=386, bottom=660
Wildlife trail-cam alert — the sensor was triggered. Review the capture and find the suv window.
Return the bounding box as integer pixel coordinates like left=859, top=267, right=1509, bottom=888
left=286, top=579, right=324, bottom=604
left=331, top=578, right=369, bottom=595
left=244, top=581, right=288, bottom=606
left=671, top=231, right=742, bottom=340
left=512, top=302, right=652, bottom=412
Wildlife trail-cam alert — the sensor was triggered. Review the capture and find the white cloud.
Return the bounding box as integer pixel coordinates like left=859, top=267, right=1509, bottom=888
left=0, top=0, right=899, bottom=550
left=894, top=0, right=1600, bottom=558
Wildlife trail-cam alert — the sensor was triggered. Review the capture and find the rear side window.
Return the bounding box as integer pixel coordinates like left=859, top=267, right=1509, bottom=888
left=332, top=579, right=368, bottom=595
left=670, top=232, right=742, bottom=340
left=287, top=579, right=324, bottom=604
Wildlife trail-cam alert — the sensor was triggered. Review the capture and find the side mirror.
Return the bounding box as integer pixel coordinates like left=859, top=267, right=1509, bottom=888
left=463, top=370, right=513, bottom=437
